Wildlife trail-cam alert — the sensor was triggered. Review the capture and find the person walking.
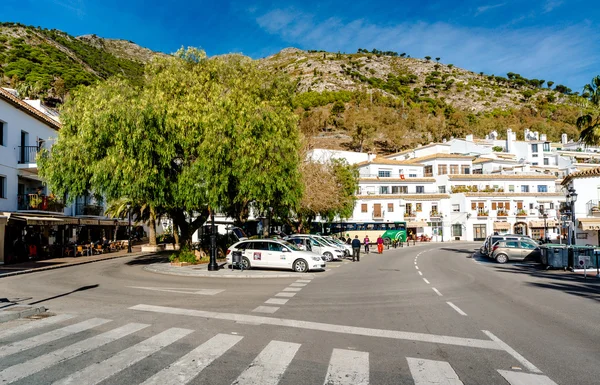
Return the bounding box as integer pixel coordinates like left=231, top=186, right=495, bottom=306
left=363, top=235, right=370, bottom=254
left=351, top=235, right=361, bottom=262
left=377, top=235, right=384, bottom=254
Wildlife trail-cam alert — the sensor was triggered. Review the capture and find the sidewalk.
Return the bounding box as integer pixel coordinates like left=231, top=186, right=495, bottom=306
left=0, top=247, right=150, bottom=278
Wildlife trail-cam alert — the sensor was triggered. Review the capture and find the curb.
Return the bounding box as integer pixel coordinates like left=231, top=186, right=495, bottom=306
left=0, top=306, right=47, bottom=323
left=0, top=252, right=151, bottom=279
left=143, top=263, right=321, bottom=279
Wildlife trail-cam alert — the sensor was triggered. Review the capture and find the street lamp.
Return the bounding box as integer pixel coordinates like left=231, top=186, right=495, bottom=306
left=208, top=210, right=219, bottom=271
left=543, top=212, right=548, bottom=243
left=126, top=203, right=132, bottom=253
left=568, top=187, right=578, bottom=245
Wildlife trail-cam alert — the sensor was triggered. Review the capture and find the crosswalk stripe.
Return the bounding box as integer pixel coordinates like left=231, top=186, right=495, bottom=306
left=407, top=357, right=464, bottom=384
left=53, top=327, right=193, bottom=385
left=497, top=370, right=558, bottom=385
left=0, top=322, right=149, bottom=384
left=0, top=314, right=76, bottom=340
left=324, top=349, right=369, bottom=385
left=232, top=340, right=300, bottom=385
left=289, top=283, right=307, bottom=287
left=265, top=298, right=289, bottom=305
left=141, top=333, right=243, bottom=385
left=0, top=318, right=111, bottom=359
left=275, top=292, right=296, bottom=298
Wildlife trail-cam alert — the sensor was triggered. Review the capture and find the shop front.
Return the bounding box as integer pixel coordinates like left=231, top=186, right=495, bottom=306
left=493, top=221, right=511, bottom=235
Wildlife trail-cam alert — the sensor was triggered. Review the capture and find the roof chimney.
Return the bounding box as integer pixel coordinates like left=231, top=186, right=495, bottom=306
left=561, top=133, right=568, bottom=144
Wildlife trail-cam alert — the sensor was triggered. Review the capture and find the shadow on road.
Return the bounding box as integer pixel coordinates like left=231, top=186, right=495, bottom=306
left=440, top=247, right=478, bottom=256
left=28, top=284, right=99, bottom=305
left=126, top=253, right=170, bottom=266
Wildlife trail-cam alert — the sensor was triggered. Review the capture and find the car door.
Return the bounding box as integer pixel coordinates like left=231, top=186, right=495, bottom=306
left=245, top=241, right=268, bottom=267
left=519, top=241, right=540, bottom=261
left=308, top=238, right=323, bottom=255
left=267, top=241, right=286, bottom=268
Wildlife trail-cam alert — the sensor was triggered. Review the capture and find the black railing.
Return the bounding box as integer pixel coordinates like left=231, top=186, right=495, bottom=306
left=18, top=146, right=40, bottom=164
left=17, top=194, right=65, bottom=212
left=587, top=200, right=600, bottom=215
left=75, top=203, right=104, bottom=216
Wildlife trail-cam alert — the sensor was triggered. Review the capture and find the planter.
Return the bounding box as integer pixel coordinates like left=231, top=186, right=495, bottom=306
left=170, top=261, right=190, bottom=267
left=142, top=245, right=165, bottom=252
left=165, top=244, right=180, bottom=251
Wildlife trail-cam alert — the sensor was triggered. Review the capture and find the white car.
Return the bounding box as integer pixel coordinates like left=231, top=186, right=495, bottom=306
left=323, top=236, right=352, bottom=256
left=284, top=235, right=345, bottom=261
left=226, top=239, right=326, bottom=272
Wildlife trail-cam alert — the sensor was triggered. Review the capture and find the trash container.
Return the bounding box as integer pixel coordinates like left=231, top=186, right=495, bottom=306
left=568, top=246, right=595, bottom=269
left=540, top=244, right=568, bottom=269
left=231, top=250, right=242, bottom=269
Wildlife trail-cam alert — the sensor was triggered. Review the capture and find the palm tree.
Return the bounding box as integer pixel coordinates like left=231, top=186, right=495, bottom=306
left=104, top=198, right=159, bottom=246
left=578, top=75, right=600, bottom=146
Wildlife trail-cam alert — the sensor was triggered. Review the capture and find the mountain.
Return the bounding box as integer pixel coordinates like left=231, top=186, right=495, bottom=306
left=0, top=23, right=588, bottom=152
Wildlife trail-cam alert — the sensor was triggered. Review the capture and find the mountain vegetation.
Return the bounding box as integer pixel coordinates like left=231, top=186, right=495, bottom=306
left=1, top=22, right=596, bottom=154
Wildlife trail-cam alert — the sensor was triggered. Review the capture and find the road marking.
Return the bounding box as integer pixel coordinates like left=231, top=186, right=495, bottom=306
left=289, top=283, right=307, bottom=287
left=0, top=318, right=111, bottom=359
left=432, top=288, right=443, bottom=297
left=0, top=323, right=148, bottom=384
left=283, top=287, right=302, bottom=292
left=497, top=370, right=558, bottom=384
left=324, top=348, right=369, bottom=385
left=252, top=306, right=280, bottom=314
left=130, top=305, right=502, bottom=350
left=233, top=340, right=300, bottom=385
left=53, top=328, right=193, bottom=385
left=414, top=261, right=417, bottom=264
left=127, top=286, right=224, bottom=295
left=265, top=298, right=289, bottom=305
left=141, top=333, right=243, bottom=385
left=275, top=292, right=296, bottom=298
left=418, top=271, right=423, bottom=276
left=296, top=279, right=311, bottom=283
left=415, top=266, right=419, bottom=270
left=407, top=357, right=464, bottom=384
left=482, top=331, right=542, bottom=373
left=423, top=278, right=430, bottom=284
left=446, top=302, right=467, bottom=316
left=0, top=314, right=76, bottom=340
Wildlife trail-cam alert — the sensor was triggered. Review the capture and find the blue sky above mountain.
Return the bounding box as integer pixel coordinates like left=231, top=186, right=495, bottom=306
left=2, top=0, right=598, bottom=91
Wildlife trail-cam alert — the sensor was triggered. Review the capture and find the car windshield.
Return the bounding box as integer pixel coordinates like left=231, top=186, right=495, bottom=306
left=280, top=241, right=300, bottom=251
left=316, top=237, right=336, bottom=247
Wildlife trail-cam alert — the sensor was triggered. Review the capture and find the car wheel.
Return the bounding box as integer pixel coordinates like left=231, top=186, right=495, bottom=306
left=383, top=238, right=391, bottom=246
left=495, top=253, right=509, bottom=264
left=241, top=256, right=251, bottom=270
left=293, top=258, right=308, bottom=273
left=323, top=252, right=333, bottom=262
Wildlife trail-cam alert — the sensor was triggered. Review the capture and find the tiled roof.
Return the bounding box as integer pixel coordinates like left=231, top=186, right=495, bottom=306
left=0, top=88, right=61, bottom=130
left=359, top=178, right=436, bottom=183
left=409, top=153, right=475, bottom=163
left=356, top=158, right=424, bottom=167
left=356, top=194, right=450, bottom=200
left=472, top=157, right=517, bottom=164
left=448, top=174, right=557, bottom=180
left=562, top=167, right=600, bottom=185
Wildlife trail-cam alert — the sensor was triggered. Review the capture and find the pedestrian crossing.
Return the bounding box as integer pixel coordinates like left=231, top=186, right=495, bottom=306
left=0, top=314, right=559, bottom=385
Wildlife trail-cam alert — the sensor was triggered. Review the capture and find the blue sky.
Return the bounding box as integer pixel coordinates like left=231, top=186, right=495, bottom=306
left=1, top=0, right=598, bottom=90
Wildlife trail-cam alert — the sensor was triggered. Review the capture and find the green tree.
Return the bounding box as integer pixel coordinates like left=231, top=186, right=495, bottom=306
left=425, top=56, right=431, bottom=61
left=547, top=81, right=554, bottom=88
left=435, top=57, right=440, bottom=62
left=577, top=75, right=600, bottom=145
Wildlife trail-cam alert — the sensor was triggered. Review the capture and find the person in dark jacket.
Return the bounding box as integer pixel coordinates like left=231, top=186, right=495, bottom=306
left=351, top=235, right=361, bottom=262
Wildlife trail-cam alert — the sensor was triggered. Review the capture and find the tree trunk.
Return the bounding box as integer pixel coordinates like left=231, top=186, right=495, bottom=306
left=171, top=207, right=210, bottom=248
left=148, top=205, right=157, bottom=246
left=172, top=225, right=179, bottom=247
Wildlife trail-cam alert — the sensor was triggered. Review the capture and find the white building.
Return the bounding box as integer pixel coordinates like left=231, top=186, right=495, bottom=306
left=561, top=168, right=600, bottom=246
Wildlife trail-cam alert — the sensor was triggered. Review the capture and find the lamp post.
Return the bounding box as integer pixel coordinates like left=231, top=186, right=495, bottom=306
left=126, top=203, right=132, bottom=253
left=543, top=212, right=548, bottom=243
left=208, top=210, right=219, bottom=271
left=568, top=187, right=578, bottom=245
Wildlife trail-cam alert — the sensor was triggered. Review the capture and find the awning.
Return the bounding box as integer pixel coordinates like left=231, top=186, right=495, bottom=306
left=407, top=221, right=429, bottom=228
left=13, top=215, right=64, bottom=226
left=529, top=220, right=558, bottom=228
left=579, top=218, right=600, bottom=231
left=79, top=219, right=99, bottom=225
left=99, top=219, right=117, bottom=226
left=116, top=220, right=129, bottom=226
left=493, top=222, right=511, bottom=230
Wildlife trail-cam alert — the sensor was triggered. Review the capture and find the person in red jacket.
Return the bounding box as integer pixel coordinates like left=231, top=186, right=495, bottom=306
left=377, top=235, right=384, bottom=254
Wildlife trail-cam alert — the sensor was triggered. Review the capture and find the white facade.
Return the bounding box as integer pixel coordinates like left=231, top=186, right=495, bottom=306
left=563, top=170, right=600, bottom=246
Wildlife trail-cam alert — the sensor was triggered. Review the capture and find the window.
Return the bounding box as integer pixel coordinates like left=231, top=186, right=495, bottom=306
left=379, top=186, right=389, bottom=194
left=416, top=186, right=424, bottom=194
left=491, top=202, right=497, bottom=210
left=387, top=203, right=394, bottom=212
left=509, top=185, right=515, bottom=192
left=378, top=170, right=391, bottom=178
left=406, top=203, right=412, bottom=213
left=520, top=241, right=537, bottom=249
left=517, top=202, right=523, bottom=209
left=531, top=144, right=538, bottom=153
left=392, top=186, right=408, bottom=194
left=471, top=202, right=476, bottom=210
left=532, top=162, right=538, bottom=166
left=0, top=175, right=5, bottom=198
left=452, top=204, right=460, bottom=212
left=0, top=121, right=4, bottom=146
left=424, top=166, right=433, bottom=176
left=521, top=185, right=529, bottom=193
left=543, top=142, right=551, bottom=151
left=550, top=202, right=554, bottom=209
left=409, top=174, right=417, bottom=178
left=449, top=164, right=459, bottom=174
left=504, top=241, right=519, bottom=248
left=473, top=169, right=483, bottom=174
left=461, top=165, right=470, bottom=174
left=529, top=203, right=534, bottom=210
left=431, top=204, right=438, bottom=213
left=416, top=203, right=422, bottom=211
left=268, top=242, right=283, bottom=252
left=361, top=204, right=368, bottom=213
left=543, top=158, right=549, bottom=165
left=248, top=241, right=269, bottom=250
left=452, top=224, right=463, bottom=237
left=537, top=185, right=548, bottom=192
left=438, top=165, right=448, bottom=175
left=438, top=186, right=446, bottom=193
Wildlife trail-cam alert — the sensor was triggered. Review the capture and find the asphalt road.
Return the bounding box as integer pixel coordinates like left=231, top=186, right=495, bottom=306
left=0, top=242, right=598, bottom=384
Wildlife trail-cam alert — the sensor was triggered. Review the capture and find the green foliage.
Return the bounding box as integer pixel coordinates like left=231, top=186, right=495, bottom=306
left=492, top=146, right=504, bottom=152
left=293, top=90, right=354, bottom=109
left=577, top=75, right=600, bottom=145
left=169, top=249, right=197, bottom=264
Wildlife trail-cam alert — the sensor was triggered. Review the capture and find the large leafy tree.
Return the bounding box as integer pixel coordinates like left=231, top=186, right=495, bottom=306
left=40, top=48, right=302, bottom=246
left=578, top=75, right=600, bottom=145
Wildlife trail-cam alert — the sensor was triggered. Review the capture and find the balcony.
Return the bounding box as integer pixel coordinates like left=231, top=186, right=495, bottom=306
left=372, top=210, right=385, bottom=220
left=477, top=211, right=489, bottom=218
left=430, top=210, right=442, bottom=218
left=75, top=203, right=104, bottom=216
left=18, top=146, right=40, bottom=165
left=496, top=210, right=509, bottom=217
left=516, top=209, right=528, bottom=217
left=586, top=200, right=600, bottom=216
left=18, top=194, right=65, bottom=212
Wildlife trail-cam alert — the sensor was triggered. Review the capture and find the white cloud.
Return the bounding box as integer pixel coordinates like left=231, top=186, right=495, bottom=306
left=52, top=0, right=86, bottom=18
left=254, top=8, right=599, bottom=90
left=475, top=3, right=507, bottom=16
left=544, top=0, right=564, bottom=13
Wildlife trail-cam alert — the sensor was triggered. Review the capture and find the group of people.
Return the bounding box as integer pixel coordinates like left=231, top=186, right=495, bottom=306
left=348, top=235, right=385, bottom=262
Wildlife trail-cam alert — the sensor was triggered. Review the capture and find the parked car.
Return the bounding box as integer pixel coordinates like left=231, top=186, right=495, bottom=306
left=311, top=235, right=350, bottom=257
left=490, top=239, right=541, bottom=264
left=226, top=239, right=325, bottom=272
left=481, top=234, right=534, bottom=257
left=323, top=236, right=352, bottom=256
left=284, top=235, right=345, bottom=261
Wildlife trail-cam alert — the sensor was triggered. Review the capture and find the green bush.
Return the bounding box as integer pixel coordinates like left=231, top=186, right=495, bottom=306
left=169, top=249, right=197, bottom=264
